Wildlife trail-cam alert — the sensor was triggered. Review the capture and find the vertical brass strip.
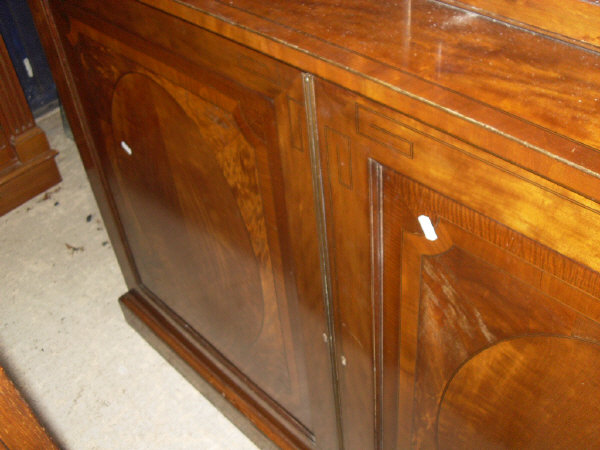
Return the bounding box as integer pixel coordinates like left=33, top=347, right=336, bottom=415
left=302, top=73, right=344, bottom=449
left=369, top=159, right=384, bottom=450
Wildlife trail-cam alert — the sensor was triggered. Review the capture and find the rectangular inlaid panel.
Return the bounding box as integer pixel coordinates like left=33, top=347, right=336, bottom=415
left=51, top=3, right=338, bottom=446
left=288, top=96, right=306, bottom=153
left=325, top=126, right=353, bottom=189
left=315, top=76, right=600, bottom=450
left=376, top=165, right=600, bottom=449
left=356, top=104, right=413, bottom=158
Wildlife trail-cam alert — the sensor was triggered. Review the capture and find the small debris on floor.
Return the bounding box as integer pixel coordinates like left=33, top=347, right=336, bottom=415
left=65, top=243, right=84, bottom=254
left=54, top=201, right=60, bottom=206
left=102, top=241, right=109, bottom=246
left=86, top=214, right=93, bottom=222
left=37, top=186, right=62, bottom=202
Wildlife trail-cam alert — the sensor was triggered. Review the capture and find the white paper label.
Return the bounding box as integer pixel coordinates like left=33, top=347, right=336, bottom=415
left=418, top=215, right=438, bottom=241
left=120, top=141, right=133, bottom=156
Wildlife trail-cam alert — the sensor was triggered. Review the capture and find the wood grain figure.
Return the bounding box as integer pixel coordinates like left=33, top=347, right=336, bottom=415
left=29, top=0, right=600, bottom=447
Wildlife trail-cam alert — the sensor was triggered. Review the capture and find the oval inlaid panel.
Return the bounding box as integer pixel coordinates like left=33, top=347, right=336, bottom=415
left=110, top=72, right=264, bottom=353
left=438, top=336, right=600, bottom=449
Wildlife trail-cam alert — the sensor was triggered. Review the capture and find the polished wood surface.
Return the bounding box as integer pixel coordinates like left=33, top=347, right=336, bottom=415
left=138, top=0, right=600, bottom=205
left=315, top=79, right=600, bottom=449
left=0, top=33, right=60, bottom=215
left=438, top=0, right=600, bottom=50
left=381, top=171, right=600, bottom=449
left=30, top=0, right=600, bottom=448
left=438, top=337, right=600, bottom=448
left=0, top=366, right=58, bottom=449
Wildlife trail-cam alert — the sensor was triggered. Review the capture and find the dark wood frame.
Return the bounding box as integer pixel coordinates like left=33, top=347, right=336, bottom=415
left=0, top=33, right=60, bottom=216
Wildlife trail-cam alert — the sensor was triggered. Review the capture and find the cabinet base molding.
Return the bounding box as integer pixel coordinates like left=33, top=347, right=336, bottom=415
left=0, top=146, right=60, bottom=216
left=119, top=290, right=312, bottom=450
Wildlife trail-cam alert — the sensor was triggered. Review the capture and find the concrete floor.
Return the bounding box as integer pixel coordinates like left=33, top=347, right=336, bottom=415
left=0, top=109, right=260, bottom=449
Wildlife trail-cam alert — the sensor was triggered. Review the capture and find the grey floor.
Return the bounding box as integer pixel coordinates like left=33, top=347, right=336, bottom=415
left=0, top=109, right=259, bottom=449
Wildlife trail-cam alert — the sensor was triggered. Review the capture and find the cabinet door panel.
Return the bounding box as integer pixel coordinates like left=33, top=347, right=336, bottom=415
left=315, top=78, right=600, bottom=449
left=82, top=35, right=309, bottom=424
left=379, top=168, right=600, bottom=449
left=51, top=1, right=338, bottom=445
left=110, top=71, right=267, bottom=362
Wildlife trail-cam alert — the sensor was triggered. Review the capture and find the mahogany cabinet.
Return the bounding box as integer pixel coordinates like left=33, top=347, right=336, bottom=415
left=30, top=0, right=600, bottom=448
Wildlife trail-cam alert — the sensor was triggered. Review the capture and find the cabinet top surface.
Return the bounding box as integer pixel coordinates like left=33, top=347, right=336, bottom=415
left=141, top=0, right=600, bottom=178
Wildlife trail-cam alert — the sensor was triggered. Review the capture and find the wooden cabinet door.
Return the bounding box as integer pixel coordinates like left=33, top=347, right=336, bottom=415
left=45, top=0, right=337, bottom=447
left=314, top=79, right=600, bottom=449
